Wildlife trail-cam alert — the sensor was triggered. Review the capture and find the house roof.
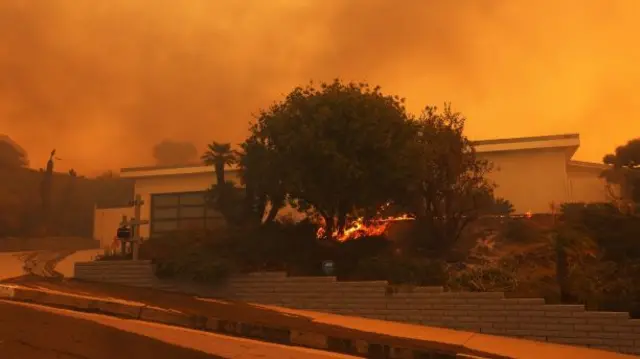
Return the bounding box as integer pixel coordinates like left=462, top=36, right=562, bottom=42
left=567, top=160, right=611, bottom=170
left=120, top=133, right=583, bottom=178
left=473, top=133, right=580, bottom=156
left=120, top=163, right=238, bottom=179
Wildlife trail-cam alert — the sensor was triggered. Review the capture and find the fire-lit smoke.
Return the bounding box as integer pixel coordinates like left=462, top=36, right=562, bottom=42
left=1, top=1, right=639, bottom=175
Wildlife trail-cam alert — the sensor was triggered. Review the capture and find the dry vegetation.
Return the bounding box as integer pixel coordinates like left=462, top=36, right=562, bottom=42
left=0, top=167, right=133, bottom=238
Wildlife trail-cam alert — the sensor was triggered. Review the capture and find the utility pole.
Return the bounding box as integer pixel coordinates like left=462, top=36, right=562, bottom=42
left=127, top=194, right=149, bottom=261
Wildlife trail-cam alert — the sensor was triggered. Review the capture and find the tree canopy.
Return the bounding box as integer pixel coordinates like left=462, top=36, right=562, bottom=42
left=249, top=80, right=418, bottom=235
left=202, top=79, right=498, bottom=247
left=402, top=105, right=495, bottom=251
left=602, top=138, right=640, bottom=204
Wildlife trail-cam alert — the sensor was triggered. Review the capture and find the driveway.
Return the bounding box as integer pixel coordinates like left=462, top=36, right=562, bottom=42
left=0, top=249, right=102, bottom=280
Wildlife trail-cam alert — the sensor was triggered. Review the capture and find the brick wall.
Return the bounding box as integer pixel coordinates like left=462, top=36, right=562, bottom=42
left=71, top=263, right=640, bottom=356
left=74, top=260, right=158, bottom=288
left=217, top=272, right=640, bottom=356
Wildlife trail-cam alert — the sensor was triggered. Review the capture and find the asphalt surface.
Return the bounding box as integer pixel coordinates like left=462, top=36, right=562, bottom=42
left=0, top=300, right=358, bottom=359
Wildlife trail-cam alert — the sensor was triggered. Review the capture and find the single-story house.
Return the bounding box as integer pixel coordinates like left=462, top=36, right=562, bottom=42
left=93, top=133, right=615, bottom=247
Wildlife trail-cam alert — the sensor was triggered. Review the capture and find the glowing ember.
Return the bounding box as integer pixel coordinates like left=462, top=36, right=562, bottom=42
left=316, top=214, right=414, bottom=241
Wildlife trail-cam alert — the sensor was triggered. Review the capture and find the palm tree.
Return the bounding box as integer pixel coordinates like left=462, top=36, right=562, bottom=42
left=201, top=142, right=237, bottom=185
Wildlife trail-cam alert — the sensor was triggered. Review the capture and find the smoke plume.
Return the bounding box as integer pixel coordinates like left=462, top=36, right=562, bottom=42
left=0, top=0, right=638, bottom=175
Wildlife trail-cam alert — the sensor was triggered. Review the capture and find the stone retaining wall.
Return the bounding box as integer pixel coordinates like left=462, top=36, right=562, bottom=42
left=74, top=260, right=158, bottom=288
left=218, top=272, right=640, bottom=356
left=71, top=263, right=640, bottom=355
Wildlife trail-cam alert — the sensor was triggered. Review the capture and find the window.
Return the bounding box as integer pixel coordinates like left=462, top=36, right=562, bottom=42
left=150, top=191, right=225, bottom=237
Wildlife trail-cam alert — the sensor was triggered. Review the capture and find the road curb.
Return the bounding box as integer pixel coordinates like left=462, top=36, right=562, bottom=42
left=0, top=284, right=495, bottom=359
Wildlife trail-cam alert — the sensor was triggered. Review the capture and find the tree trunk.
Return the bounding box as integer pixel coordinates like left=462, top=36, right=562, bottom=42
left=322, top=214, right=334, bottom=239
left=556, top=246, right=572, bottom=303
left=214, top=163, right=225, bottom=185
left=336, top=213, right=347, bottom=236
left=264, top=203, right=280, bottom=224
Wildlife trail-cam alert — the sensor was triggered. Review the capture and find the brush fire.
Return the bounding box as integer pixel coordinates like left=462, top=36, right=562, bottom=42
left=316, top=214, right=415, bottom=241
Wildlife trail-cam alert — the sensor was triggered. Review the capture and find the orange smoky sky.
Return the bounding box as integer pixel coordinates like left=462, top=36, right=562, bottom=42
left=1, top=0, right=639, bottom=176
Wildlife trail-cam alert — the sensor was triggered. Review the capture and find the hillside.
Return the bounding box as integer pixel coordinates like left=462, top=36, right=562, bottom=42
left=0, top=167, right=133, bottom=238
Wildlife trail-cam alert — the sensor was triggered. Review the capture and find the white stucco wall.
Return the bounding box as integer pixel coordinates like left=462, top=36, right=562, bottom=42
left=132, top=171, right=241, bottom=238
left=478, top=148, right=570, bottom=214
left=566, top=163, right=617, bottom=203
left=93, top=206, right=134, bottom=248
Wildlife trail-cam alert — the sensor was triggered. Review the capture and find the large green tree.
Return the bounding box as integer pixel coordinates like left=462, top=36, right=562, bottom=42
left=237, top=136, right=286, bottom=225
left=250, top=79, right=416, bottom=237
left=405, top=105, right=495, bottom=251
left=602, top=138, right=640, bottom=205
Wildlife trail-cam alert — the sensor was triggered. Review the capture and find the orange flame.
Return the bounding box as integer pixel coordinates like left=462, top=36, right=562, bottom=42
left=316, top=214, right=414, bottom=241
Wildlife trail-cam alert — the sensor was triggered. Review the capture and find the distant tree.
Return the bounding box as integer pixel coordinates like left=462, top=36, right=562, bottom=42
left=250, top=79, right=416, bottom=237
left=406, top=105, right=495, bottom=252
left=602, top=138, right=640, bottom=205
left=96, top=170, right=116, bottom=179
left=484, top=197, right=515, bottom=216
left=38, top=149, right=56, bottom=234
left=40, top=149, right=56, bottom=211
left=0, top=135, right=28, bottom=168
left=152, top=139, right=198, bottom=166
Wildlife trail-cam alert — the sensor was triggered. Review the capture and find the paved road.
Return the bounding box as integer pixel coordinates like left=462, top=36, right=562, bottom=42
left=0, top=300, right=358, bottom=359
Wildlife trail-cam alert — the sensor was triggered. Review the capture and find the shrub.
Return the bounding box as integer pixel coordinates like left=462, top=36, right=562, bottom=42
left=94, top=252, right=132, bottom=261
left=346, top=255, right=448, bottom=286
left=502, top=218, right=541, bottom=242
left=446, top=257, right=520, bottom=292
left=561, top=202, right=640, bottom=260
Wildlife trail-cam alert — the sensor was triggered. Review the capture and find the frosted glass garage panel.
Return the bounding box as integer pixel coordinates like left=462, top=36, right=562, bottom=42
left=180, top=192, right=207, bottom=206
left=152, top=207, right=179, bottom=219
left=152, top=220, right=179, bottom=232
left=180, top=206, right=205, bottom=218
left=153, top=195, right=179, bottom=207
left=179, top=218, right=206, bottom=230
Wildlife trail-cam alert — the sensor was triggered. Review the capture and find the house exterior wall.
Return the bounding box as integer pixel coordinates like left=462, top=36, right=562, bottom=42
left=566, top=164, right=616, bottom=203
left=93, top=206, right=134, bottom=248
left=132, top=171, right=241, bottom=238
left=478, top=148, right=570, bottom=214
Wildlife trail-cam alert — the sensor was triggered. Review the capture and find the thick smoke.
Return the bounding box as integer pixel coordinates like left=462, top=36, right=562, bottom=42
left=0, top=0, right=638, bottom=175
left=152, top=139, right=198, bottom=166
